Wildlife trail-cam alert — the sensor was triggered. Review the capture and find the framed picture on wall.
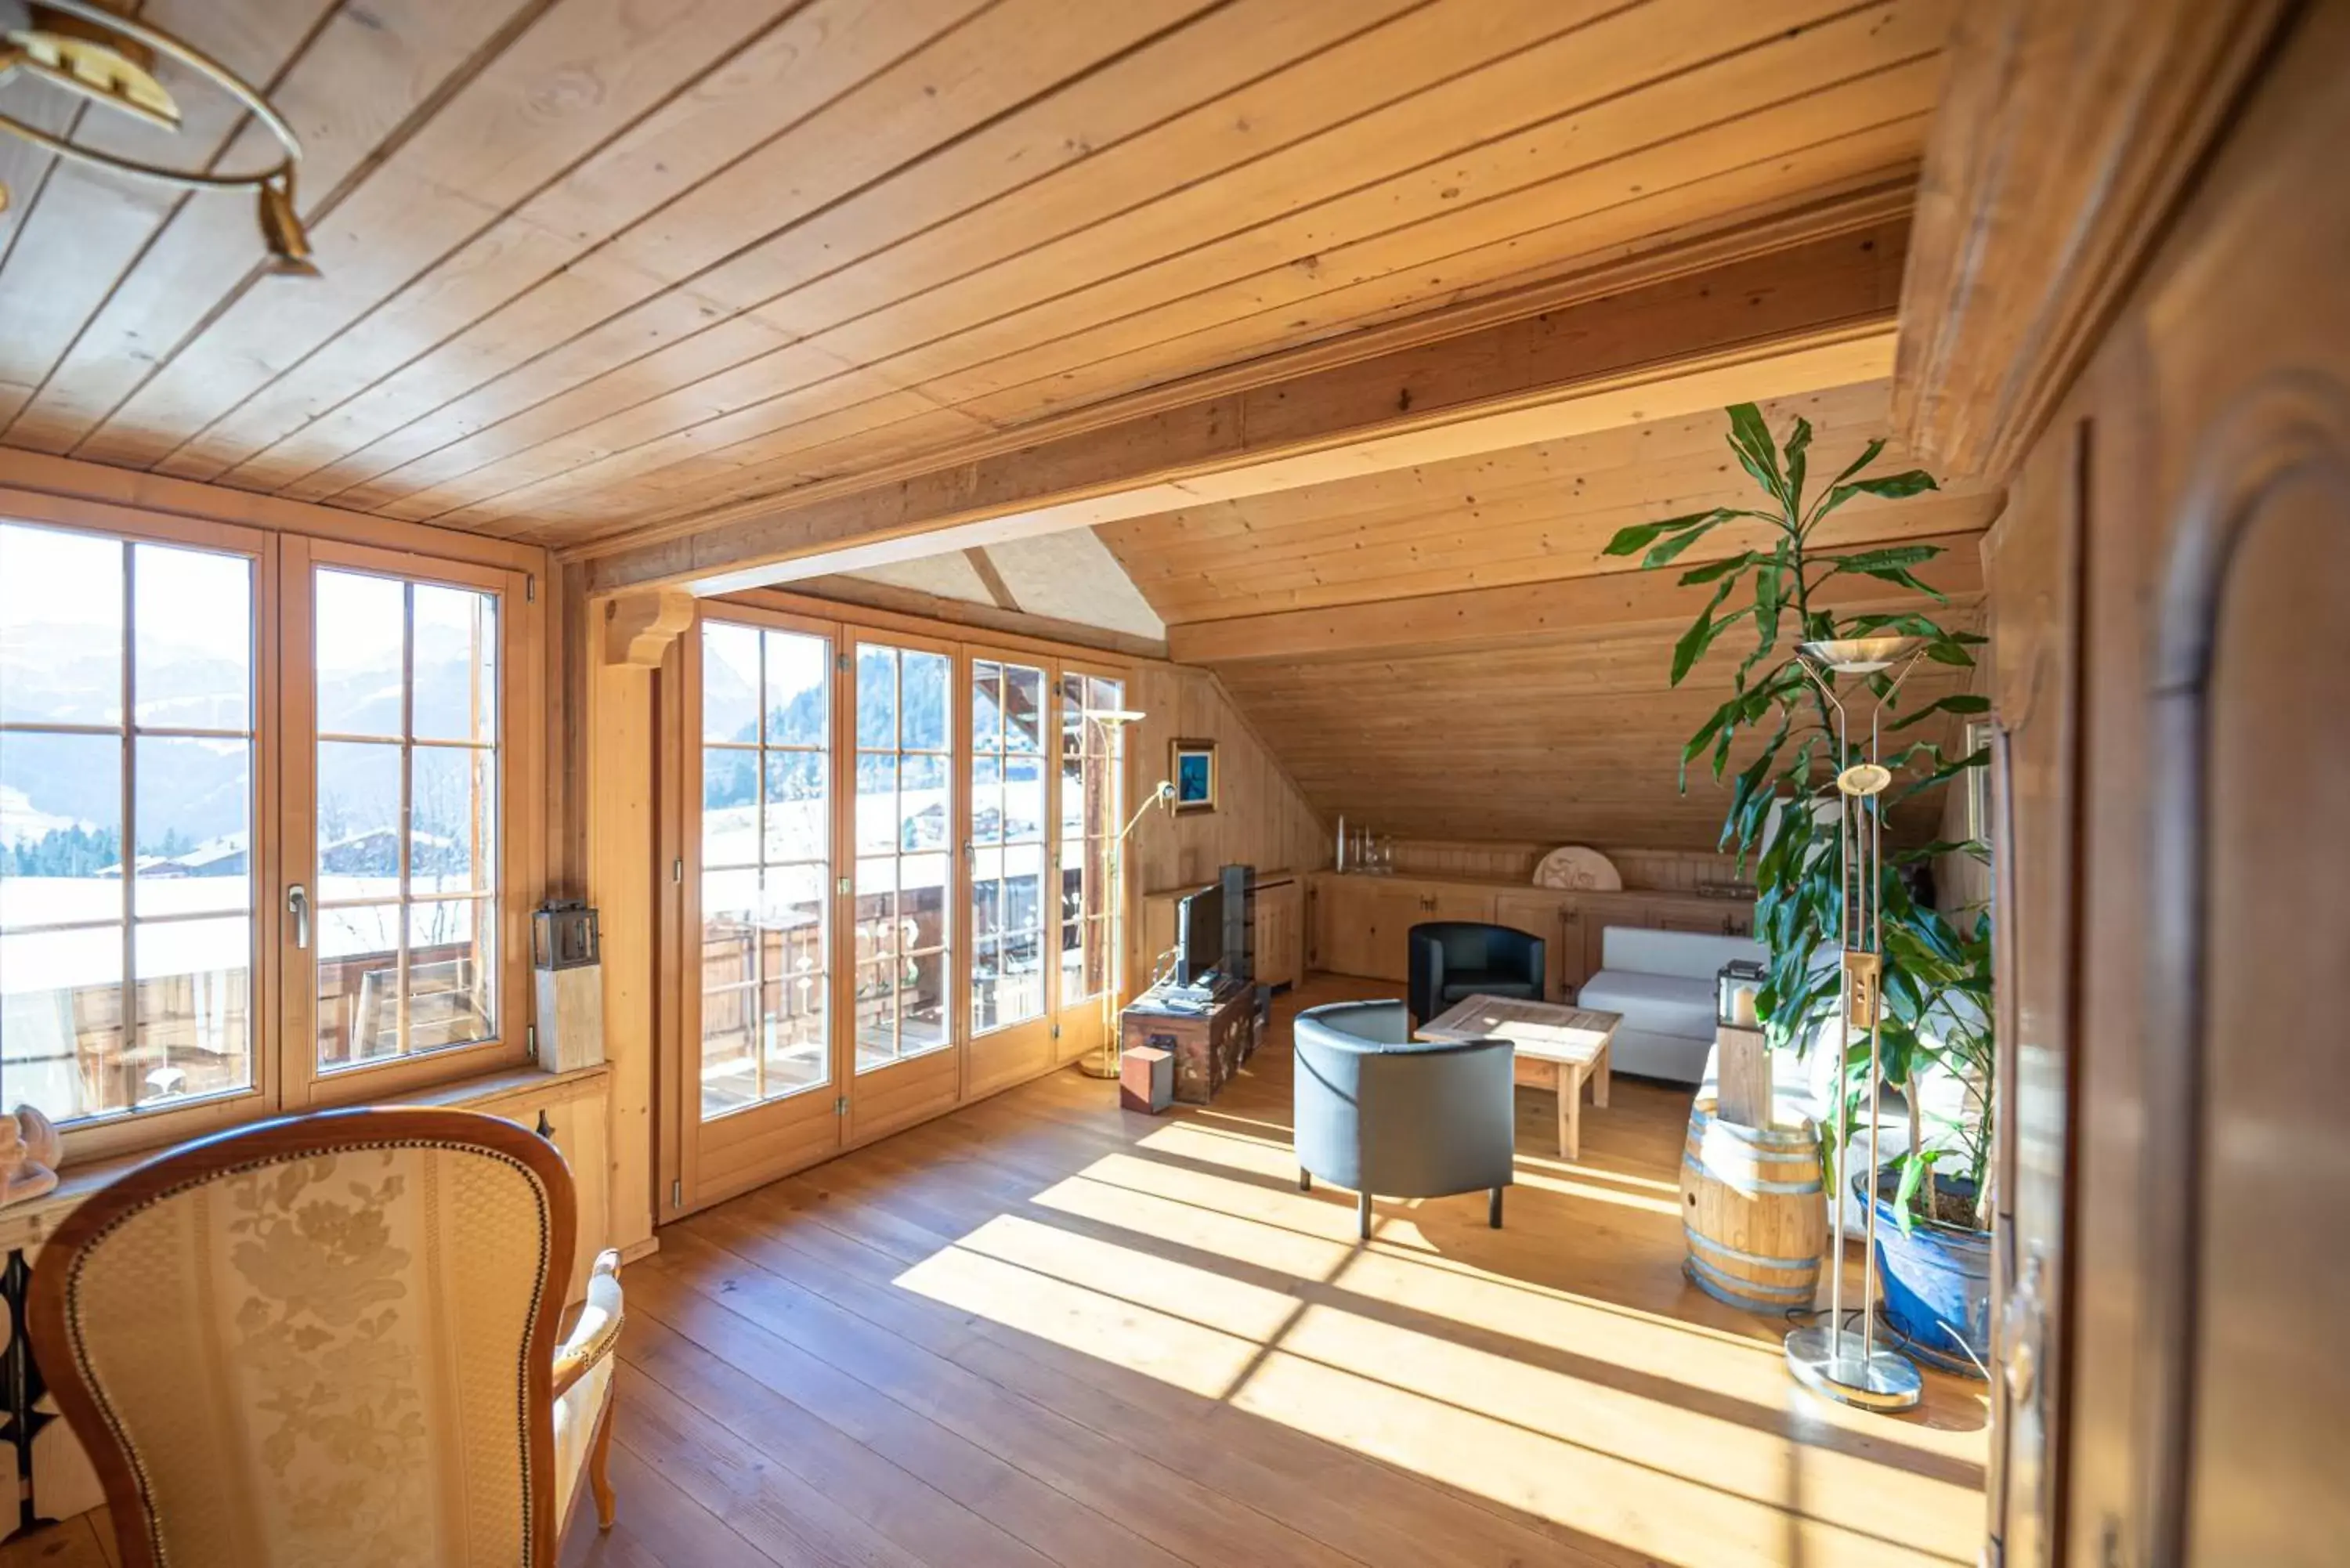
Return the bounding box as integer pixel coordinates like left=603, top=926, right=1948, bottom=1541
left=1170, top=738, right=1217, bottom=815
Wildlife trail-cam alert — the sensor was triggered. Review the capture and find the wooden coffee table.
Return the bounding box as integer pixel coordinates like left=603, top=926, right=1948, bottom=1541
left=1417, top=994, right=1622, bottom=1160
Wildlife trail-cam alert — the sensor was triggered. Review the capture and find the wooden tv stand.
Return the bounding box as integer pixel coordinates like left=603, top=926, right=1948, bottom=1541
left=1118, top=983, right=1258, bottom=1104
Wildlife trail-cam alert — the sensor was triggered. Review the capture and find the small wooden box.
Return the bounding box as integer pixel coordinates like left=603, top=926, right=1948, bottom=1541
left=533, top=963, right=606, bottom=1073
left=1119, top=1046, right=1173, bottom=1113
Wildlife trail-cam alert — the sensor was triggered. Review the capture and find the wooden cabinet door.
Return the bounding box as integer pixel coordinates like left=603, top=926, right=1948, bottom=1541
left=1556, top=900, right=1595, bottom=992
left=1359, top=884, right=1430, bottom=982
left=1255, top=880, right=1302, bottom=988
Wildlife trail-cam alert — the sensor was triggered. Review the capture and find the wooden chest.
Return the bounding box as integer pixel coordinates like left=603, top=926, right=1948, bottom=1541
left=1119, top=985, right=1257, bottom=1104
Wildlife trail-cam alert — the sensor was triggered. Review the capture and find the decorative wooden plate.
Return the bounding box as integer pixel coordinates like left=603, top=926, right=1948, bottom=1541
left=1531, top=845, right=1622, bottom=891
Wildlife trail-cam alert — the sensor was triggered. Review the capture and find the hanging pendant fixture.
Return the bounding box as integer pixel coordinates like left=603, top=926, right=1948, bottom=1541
left=0, top=0, right=315, bottom=275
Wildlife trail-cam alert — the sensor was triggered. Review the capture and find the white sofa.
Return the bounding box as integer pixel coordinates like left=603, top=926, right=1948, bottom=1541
left=1575, top=927, right=1764, bottom=1082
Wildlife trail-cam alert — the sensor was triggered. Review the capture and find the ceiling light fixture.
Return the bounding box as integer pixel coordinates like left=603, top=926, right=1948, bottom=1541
left=0, top=0, right=313, bottom=274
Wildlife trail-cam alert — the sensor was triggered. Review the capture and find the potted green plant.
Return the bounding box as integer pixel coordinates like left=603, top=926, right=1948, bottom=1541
left=1603, top=404, right=1994, bottom=1373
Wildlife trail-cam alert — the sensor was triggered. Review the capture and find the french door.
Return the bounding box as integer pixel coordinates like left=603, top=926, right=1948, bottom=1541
left=678, top=608, right=847, bottom=1208
left=966, top=649, right=1055, bottom=1096
left=674, top=609, right=1133, bottom=1212
left=845, top=632, right=958, bottom=1141
left=1053, top=667, right=1128, bottom=1064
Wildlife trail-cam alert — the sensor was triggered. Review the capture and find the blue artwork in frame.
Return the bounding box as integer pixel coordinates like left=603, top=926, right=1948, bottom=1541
left=1170, top=738, right=1217, bottom=815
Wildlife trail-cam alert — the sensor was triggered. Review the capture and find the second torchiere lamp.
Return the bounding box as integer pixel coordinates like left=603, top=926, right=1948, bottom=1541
left=1781, top=634, right=1930, bottom=1414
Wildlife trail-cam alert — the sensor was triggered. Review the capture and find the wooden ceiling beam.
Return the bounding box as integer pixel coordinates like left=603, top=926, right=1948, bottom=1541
left=580, top=216, right=1909, bottom=598
left=1168, top=529, right=1985, bottom=665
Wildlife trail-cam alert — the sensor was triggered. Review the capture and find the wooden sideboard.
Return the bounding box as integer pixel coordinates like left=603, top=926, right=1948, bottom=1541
left=1306, top=871, right=1755, bottom=998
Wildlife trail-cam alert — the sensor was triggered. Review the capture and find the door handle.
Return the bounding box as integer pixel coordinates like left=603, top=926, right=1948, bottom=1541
left=287, top=883, right=310, bottom=949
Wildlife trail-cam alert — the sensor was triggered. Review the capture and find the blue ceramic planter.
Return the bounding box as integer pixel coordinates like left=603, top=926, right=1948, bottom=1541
left=1864, top=1171, right=1991, bottom=1378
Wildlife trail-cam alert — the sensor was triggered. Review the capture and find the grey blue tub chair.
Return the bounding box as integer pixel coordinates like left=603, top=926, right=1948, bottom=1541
left=1292, top=999, right=1516, bottom=1239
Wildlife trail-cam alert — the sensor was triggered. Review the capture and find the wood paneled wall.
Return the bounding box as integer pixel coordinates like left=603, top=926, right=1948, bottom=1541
left=1376, top=839, right=1750, bottom=891
left=1126, top=663, right=1329, bottom=894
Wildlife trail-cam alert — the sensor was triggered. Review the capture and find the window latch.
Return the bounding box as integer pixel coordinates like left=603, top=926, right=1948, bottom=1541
left=287, top=883, right=310, bottom=949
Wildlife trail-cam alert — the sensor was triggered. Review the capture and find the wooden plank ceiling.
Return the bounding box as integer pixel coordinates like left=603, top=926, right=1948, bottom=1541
left=0, top=0, right=1955, bottom=555
left=1100, top=381, right=2000, bottom=849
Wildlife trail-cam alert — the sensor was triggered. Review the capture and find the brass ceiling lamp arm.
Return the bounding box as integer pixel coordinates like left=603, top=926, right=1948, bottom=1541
left=0, top=0, right=313, bottom=272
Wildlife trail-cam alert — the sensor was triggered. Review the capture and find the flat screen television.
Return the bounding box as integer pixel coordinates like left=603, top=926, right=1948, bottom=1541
left=1173, top=883, right=1223, bottom=988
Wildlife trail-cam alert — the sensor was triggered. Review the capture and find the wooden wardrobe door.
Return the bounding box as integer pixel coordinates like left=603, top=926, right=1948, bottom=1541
left=2054, top=8, right=2350, bottom=1561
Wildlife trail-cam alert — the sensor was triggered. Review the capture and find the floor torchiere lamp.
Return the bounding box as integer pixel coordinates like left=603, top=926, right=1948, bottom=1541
left=1781, top=634, right=1930, bottom=1414
left=1073, top=708, right=1173, bottom=1078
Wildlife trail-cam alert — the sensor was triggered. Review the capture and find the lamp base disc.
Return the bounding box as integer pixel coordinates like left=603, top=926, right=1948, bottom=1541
left=1073, top=1046, right=1122, bottom=1080
left=1784, top=1324, right=1924, bottom=1412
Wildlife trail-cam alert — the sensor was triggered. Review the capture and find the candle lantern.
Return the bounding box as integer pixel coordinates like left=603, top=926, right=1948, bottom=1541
left=1716, top=959, right=1766, bottom=1029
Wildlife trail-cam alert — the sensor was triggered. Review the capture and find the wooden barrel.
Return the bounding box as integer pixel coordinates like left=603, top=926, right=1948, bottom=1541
left=1679, top=1097, right=1827, bottom=1314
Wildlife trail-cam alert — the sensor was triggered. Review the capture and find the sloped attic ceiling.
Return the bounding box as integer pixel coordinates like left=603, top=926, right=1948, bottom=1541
left=1096, top=380, right=2001, bottom=851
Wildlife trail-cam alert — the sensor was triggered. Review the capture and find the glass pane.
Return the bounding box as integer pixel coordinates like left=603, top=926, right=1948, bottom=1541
left=314, top=569, right=406, bottom=738
left=133, top=735, right=251, bottom=917
left=703, top=748, right=758, bottom=868
left=1004, top=754, right=1043, bottom=843
left=132, top=914, right=252, bottom=1106
left=899, top=753, right=946, bottom=852
left=700, top=869, right=759, bottom=991
left=700, top=984, right=758, bottom=1118
left=972, top=948, right=1000, bottom=1035
left=901, top=651, right=948, bottom=751
left=1003, top=842, right=1046, bottom=934
left=1005, top=664, right=1044, bottom=753
left=134, top=541, right=251, bottom=731
left=1, top=522, right=121, bottom=728
left=901, top=950, right=948, bottom=1055
left=853, top=857, right=898, bottom=956
left=1, top=729, right=122, bottom=930
left=969, top=753, right=1001, bottom=848
left=899, top=852, right=950, bottom=954
left=1061, top=917, right=1085, bottom=999
left=854, top=753, right=894, bottom=855
left=853, top=959, right=896, bottom=1066
left=410, top=744, right=492, bottom=897
left=317, top=740, right=403, bottom=901
left=998, top=929, right=1043, bottom=1028
left=316, top=902, right=400, bottom=1069
left=971, top=851, right=1001, bottom=943
left=762, top=977, right=827, bottom=1100
left=971, top=659, right=1003, bottom=753
left=761, top=863, right=827, bottom=961
left=761, top=864, right=828, bottom=1099
left=1060, top=672, right=1084, bottom=757
left=702, top=622, right=761, bottom=743
left=406, top=899, right=494, bottom=1053
left=1, top=925, right=126, bottom=1122
left=855, top=644, right=895, bottom=747
left=765, top=629, right=830, bottom=748
left=1061, top=757, right=1084, bottom=836
left=412, top=583, right=497, bottom=742
left=761, top=750, right=826, bottom=864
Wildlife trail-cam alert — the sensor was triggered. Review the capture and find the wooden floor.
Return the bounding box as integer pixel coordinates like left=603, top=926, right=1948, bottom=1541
left=6, top=977, right=1986, bottom=1568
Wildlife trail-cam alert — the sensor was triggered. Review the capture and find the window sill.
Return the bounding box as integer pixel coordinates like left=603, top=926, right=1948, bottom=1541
left=2, top=1060, right=611, bottom=1255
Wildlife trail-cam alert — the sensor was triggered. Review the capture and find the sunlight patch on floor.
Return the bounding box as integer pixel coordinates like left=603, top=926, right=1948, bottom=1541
left=1229, top=1340, right=1963, bottom=1568
left=894, top=1211, right=1979, bottom=1568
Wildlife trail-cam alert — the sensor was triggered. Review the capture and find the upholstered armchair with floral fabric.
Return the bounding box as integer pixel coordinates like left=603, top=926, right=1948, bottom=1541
left=27, top=1107, right=624, bottom=1568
